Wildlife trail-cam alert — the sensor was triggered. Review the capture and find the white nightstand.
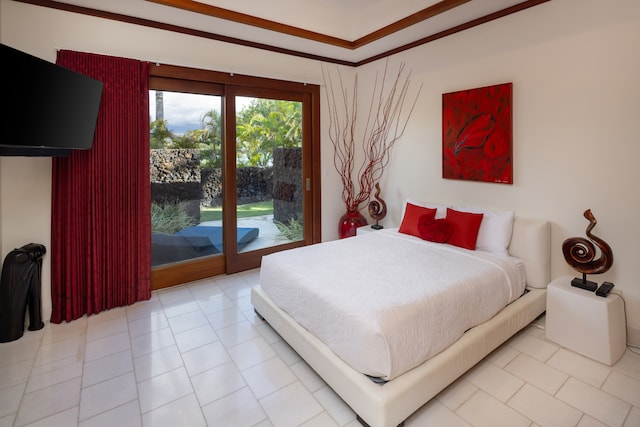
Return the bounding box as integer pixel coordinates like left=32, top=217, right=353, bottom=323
left=545, top=275, right=626, bottom=365
left=356, top=226, right=376, bottom=236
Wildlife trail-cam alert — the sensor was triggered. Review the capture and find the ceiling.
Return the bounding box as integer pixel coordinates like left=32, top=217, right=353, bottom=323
left=19, top=0, right=551, bottom=65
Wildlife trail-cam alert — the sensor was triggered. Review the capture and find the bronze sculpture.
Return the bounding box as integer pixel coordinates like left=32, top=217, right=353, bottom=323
left=368, top=183, right=387, bottom=230
left=562, top=209, right=613, bottom=291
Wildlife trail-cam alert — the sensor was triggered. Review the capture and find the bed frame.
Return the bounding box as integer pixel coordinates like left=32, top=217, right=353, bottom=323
left=251, top=217, right=550, bottom=427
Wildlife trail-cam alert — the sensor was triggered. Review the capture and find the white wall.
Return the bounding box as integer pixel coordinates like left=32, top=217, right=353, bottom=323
left=357, top=0, right=640, bottom=344
left=1, top=0, right=639, bottom=346
left=0, top=158, right=52, bottom=316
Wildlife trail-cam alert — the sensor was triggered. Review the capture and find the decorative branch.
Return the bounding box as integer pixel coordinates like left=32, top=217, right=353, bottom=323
left=322, top=60, right=422, bottom=213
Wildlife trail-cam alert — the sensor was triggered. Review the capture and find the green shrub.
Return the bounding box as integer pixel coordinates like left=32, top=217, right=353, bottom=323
left=151, top=202, right=195, bottom=234
left=274, top=218, right=303, bottom=241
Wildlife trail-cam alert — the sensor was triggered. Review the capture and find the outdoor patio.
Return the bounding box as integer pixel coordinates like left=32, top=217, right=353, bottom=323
left=199, top=214, right=288, bottom=252
left=151, top=215, right=290, bottom=266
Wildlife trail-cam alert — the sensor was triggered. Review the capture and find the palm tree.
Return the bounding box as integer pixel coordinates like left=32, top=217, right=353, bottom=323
left=236, top=99, right=302, bottom=167
left=150, top=119, right=176, bottom=149
left=199, top=110, right=222, bottom=168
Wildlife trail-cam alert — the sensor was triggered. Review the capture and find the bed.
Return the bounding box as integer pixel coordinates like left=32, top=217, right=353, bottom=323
left=251, top=205, right=550, bottom=427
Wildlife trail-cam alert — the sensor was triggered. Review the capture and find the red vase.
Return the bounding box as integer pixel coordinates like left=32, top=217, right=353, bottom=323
left=339, top=210, right=368, bottom=239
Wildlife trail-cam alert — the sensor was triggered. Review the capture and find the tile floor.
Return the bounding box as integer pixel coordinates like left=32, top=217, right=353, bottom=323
left=1, top=269, right=639, bottom=427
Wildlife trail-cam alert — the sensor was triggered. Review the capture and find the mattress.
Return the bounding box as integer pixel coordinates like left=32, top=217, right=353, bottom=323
left=259, top=228, right=527, bottom=380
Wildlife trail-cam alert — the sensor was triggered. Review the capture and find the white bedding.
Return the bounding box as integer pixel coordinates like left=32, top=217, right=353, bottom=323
left=259, top=228, right=526, bottom=381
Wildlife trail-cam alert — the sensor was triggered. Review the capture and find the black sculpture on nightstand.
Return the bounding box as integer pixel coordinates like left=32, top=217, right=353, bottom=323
left=562, top=209, right=613, bottom=291
left=368, top=183, right=387, bottom=230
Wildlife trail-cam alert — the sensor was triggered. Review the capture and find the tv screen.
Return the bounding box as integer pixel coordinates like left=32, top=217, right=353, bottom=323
left=1, top=44, right=103, bottom=156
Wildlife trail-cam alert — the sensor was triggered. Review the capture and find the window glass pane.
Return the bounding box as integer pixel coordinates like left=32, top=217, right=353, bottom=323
left=150, top=90, right=223, bottom=266
left=235, top=96, right=304, bottom=253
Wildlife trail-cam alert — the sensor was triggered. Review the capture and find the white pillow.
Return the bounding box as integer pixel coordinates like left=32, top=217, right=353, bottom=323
left=456, top=206, right=515, bottom=255
left=403, top=198, right=449, bottom=219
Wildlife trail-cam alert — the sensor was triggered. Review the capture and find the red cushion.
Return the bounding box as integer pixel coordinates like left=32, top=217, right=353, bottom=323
left=418, top=217, right=453, bottom=243
left=399, top=203, right=437, bottom=237
left=445, top=208, right=484, bottom=250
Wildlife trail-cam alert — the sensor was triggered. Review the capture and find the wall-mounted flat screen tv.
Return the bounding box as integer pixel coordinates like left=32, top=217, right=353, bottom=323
left=1, top=44, right=103, bottom=157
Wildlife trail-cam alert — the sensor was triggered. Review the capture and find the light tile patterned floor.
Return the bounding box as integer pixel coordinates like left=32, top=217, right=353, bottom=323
left=1, top=269, right=639, bottom=427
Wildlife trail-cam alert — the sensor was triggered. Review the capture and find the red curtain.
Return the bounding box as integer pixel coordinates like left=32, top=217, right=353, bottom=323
left=50, top=51, right=151, bottom=323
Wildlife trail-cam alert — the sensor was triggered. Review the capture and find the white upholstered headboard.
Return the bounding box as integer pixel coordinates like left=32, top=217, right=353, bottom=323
left=508, top=217, right=551, bottom=289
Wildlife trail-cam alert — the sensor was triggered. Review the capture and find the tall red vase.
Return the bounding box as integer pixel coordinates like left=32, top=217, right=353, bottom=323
left=339, top=210, right=368, bottom=239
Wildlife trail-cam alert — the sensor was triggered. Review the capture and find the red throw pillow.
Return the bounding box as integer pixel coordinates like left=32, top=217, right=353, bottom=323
left=445, top=208, right=484, bottom=250
left=399, top=203, right=437, bottom=238
left=418, top=217, right=453, bottom=243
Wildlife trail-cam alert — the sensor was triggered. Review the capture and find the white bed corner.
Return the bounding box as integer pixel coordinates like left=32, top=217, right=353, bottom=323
left=251, top=215, right=550, bottom=427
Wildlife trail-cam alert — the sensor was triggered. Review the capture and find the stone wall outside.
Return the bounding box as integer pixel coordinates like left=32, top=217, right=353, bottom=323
left=273, top=147, right=303, bottom=223
left=150, top=149, right=201, bottom=222
left=151, top=149, right=296, bottom=221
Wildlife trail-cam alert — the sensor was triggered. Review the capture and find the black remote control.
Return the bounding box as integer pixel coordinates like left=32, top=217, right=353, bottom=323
left=595, top=282, right=614, bottom=297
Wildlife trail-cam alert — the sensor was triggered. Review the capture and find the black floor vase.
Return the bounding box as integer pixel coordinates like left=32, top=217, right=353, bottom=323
left=0, top=243, right=46, bottom=343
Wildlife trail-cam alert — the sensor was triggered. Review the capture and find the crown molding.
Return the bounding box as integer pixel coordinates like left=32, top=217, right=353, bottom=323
left=14, top=0, right=552, bottom=67
left=145, top=0, right=471, bottom=50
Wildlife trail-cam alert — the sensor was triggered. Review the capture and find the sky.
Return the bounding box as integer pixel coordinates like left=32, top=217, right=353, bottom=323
left=149, top=91, right=253, bottom=135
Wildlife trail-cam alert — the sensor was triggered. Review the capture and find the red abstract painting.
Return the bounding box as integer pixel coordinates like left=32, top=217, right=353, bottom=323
left=442, top=82, right=513, bottom=184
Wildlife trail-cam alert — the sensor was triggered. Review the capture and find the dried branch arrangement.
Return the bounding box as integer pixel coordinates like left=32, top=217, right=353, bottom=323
left=322, top=61, right=422, bottom=213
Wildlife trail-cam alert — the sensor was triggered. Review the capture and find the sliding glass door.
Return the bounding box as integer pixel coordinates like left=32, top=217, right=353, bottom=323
left=148, top=65, right=320, bottom=289
left=224, top=88, right=309, bottom=273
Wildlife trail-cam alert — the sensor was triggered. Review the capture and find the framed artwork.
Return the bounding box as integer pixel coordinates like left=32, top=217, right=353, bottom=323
left=442, top=82, right=513, bottom=184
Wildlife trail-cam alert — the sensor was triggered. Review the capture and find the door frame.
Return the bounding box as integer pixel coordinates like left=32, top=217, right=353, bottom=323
left=223, top=86, right=317, bottom=273
left=149, top=64, right=321, bottom=289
